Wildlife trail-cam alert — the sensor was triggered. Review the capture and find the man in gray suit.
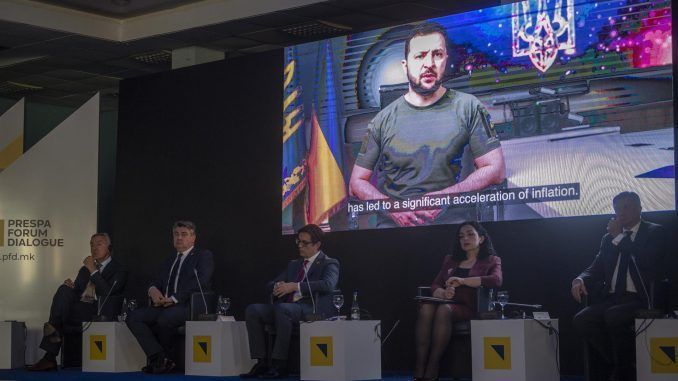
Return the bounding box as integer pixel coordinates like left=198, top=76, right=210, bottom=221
left=241, top=224, right=340, bottom=379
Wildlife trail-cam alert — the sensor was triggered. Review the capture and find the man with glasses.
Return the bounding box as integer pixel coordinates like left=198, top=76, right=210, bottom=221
left=126, top=221, right=214, bottom=374
left=241, top=224, right=340, bottom=379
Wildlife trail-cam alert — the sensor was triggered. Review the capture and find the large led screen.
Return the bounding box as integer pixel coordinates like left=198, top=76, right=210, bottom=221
left=282, top=0, right=674, bottom=233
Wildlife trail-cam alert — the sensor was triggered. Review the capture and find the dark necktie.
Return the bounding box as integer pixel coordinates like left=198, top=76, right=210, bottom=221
left=296, top=260, right=310, bottom=282
left=614, top=231, right=633, bottom=295
left=287, top=260, right=309, bottom=302
left=167, top=253, right=183, bottom=297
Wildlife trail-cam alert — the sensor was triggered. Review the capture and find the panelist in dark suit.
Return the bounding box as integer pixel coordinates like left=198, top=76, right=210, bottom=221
left=571, top=191, right=668, bottom=381
left=414, top=221, right=502, bottom=381
left=241, top=224, right=340, bottom=379
left=126, top=220, right=214, bottom=374
left=27, top=233, right=127, bottom=371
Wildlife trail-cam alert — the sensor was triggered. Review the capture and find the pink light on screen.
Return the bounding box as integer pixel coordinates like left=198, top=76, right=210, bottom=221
left=605, top=7, right=672, bottom=69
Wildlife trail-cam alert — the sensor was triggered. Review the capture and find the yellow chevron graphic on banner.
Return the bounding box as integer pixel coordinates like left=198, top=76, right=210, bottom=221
left=0, top=134, right=23, bottom=170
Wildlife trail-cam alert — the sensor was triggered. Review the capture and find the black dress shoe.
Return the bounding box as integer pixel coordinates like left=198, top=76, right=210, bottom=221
left=258, top=366, right=289, bottom=379
left=240, top=362, right=269, bottom=378
left=26, top=357, right=57, bottom=372
left=150, top=356, right=176, bottom=374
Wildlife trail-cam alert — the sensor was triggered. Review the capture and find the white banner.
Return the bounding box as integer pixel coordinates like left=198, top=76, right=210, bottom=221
left=0, top=94, right=100, bottom=362
left=0, top=98, right=24, bottom=173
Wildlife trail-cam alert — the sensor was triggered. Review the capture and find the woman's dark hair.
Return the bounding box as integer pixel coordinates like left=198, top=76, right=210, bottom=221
left=450, top=221, right=496, bottom=261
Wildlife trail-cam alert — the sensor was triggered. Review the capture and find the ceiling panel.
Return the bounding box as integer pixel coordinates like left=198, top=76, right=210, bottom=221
left=32, top=0, right=204, bottom=18
left=366, top=3, right=442, bottom=21
left=246, top=12, right=311, bottom=28
left=13, top=74, right=70, bottom=87
left=1, top=0, right=458, bottom=108
left=207, top=37, right=261, bottom=50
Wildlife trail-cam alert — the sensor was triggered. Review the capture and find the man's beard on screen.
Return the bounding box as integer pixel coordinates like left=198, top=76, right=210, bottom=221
left=408, top=69, right=444, bottom=96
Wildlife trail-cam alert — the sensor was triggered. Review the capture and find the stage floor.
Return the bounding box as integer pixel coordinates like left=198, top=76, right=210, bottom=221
left=0, top=369, right=587, bottom=381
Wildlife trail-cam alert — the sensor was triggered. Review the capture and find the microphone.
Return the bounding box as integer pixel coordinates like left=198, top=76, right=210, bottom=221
left=93, top=280, right=118, bottom=322
left=301, top=261, right=321, bottom=321
left=193, top=268, right=216, bottom=321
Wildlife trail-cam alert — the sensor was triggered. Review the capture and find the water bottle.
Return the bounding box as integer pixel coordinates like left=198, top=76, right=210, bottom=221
left=350, top=291, right=360, bottom=320
left=487, top=289, right=495, bottom=311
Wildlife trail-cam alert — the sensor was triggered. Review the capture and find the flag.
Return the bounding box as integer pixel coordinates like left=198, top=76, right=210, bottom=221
left=282, top=48, right=307, bottom=210
left=307, top=110, right=346, bottom=224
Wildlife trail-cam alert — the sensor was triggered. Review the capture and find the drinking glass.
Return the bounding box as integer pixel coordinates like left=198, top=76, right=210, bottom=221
left=332, top=294, right=344, bottom=319
left=217, top=296, right=231, bottom=316
left=127, top=298, right=137, bottom=313
left=497, top=291, right=509, bottom=319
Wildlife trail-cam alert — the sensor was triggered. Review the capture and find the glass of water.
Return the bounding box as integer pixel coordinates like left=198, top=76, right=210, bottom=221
left=497, top=291, right=509, bottom=319
left=332, top=294, right=344, bottom=319
left=127, top=298, right=137, bottom=313
left=217, top=296, right=231, bottom=316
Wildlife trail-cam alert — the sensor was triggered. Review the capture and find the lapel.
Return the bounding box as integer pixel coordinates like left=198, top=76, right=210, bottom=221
left=305, top=251, right=325, bottom=279
left=177, top=248, right=197, bottom=282
left=100, top=258, right=115, bottom=279
left=632, top=221, right=649, bottom=253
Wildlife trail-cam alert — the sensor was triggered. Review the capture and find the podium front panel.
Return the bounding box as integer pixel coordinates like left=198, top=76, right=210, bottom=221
left=636, top=319, right=678, bottom=381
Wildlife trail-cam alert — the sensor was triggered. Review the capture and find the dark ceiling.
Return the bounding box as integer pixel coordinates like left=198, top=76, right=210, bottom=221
left=0, top=0, right=501, bottom=111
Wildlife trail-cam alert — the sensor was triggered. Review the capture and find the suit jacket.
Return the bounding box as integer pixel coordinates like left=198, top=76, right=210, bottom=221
left=578, top=220, right=667, bottom=301
left=151, top=247, right=214, bottom=305
left=431, top=255, right=502, bottom=310
left=72, top=256, right=128, bottom=298
left=267, top=251, right=340, bottom=317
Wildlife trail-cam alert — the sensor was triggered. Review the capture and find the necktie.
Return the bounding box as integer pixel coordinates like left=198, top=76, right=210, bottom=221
left=288, top=260, right=309, bottom=302
left=166, top=253, right=183, bottom=297
left=614, top=231, right=633, bottom=295
left=296, top=260, right=310, bottom=282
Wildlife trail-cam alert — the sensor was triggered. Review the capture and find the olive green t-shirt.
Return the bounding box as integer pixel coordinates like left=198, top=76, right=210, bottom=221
left=354, top=89, right=501, bottom=226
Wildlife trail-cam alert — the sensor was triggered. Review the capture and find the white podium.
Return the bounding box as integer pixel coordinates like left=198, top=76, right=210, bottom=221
left=82, top=321, right=146, bottom=372
left=636, top=318, right=678, bottom=380
left=300, top=320, right=381, bottom=381
left=471, top=319, right=559, bottom=381
left=184, top=320, right=255, bottom=376
left=0, top=321, right=25, bottom=369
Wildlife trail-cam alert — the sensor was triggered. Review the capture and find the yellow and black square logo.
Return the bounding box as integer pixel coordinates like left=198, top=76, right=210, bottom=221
left=650, top=337, right=678, bottom=374
left=89, top=335, right=106, bottom=360
left=0, top=220, right=4, bottom=246
left=484, top=337, right=511, bottom=370
left=310, top=336, right=333, bottom=366
left=193, top=335, right=211, bottom=363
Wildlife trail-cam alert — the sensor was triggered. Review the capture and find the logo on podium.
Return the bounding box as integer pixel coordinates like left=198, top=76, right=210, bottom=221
left=650, top=338, right=678, bottom=373
left=483, top=337, right=511, bottom=370
left=310, top=336, right=333, bottom=366
left=193, top=335, right=212, bottom=363
left=89, top=335, right=107, bottom=360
